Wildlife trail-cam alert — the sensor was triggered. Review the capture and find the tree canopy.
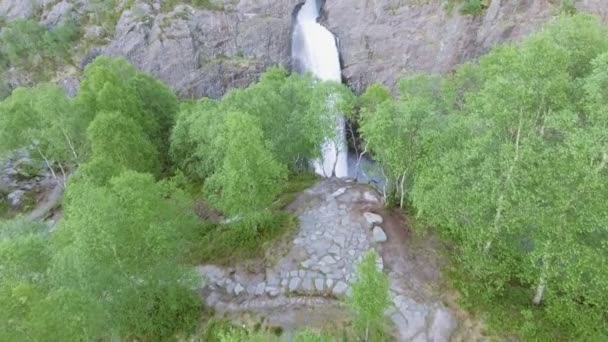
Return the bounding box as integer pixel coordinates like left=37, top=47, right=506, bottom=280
left=358, top=14, right=608, bottom=340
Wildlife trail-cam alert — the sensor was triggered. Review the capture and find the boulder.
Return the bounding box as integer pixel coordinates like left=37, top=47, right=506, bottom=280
left=41, top=1, right=73, bottom=26
left=372, top=226, right=387, bottom=243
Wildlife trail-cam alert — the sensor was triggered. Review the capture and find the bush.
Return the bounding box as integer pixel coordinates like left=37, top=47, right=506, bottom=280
left=0, top=19, right=79, bottom=76
left=349, top=251, right=390, bottom=341
left=360, top=13, right=608, bottom=340
left=460, top=0, right=484, bottom=15
left=187, top=212, right=295, bottom=265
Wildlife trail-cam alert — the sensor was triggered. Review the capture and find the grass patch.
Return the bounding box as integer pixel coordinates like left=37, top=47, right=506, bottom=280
left=185, top=211, right=297, bottom=265
left=271, top=172, right=318, bottom=210
left=444, top=0, right=489, bottom=16
left=0, top=197, right=10, bottom=220
left=184, top=172, right=317, bottom=266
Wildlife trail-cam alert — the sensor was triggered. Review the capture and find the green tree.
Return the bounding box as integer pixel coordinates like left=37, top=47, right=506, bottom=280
left=359, top=74, right=441, bottom=207
left=204, top=111, right=287, bottom=219
left=408, top=14, right=608, bottom=339
left=349, top=250, right=390, bottom=342
left=77, top=56, right=178, bottom=172
left=0, top=219, right=52, bottom=341
left=0, top=19, right=79, bottom=75
left=0, top=84, right=89, bottom=183
left=53, top=171, right=201, bottom=340
left=220, top=68, right=341, bottom=170
left=170, top=99, right=223, bottom=181
left=129, top=72, right=179, bottom=171
left=87, top=111, right=161, bottom=178
left=358, top=83, right=391, bottom=116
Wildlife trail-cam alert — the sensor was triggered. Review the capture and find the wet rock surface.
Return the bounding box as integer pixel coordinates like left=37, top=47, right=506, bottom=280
left=198, top=179, right=462, bottom=341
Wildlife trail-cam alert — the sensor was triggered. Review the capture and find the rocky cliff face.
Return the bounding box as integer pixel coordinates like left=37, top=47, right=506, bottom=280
left=324, top=0, right=608, bottom=92
left=1, top=0, right=607, bottom=97
left=103, top=0, right=299, bottom=98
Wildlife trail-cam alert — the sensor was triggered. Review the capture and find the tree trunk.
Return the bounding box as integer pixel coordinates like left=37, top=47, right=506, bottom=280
left=533, top=257, right=548, bottom=305
left=533, top=277, right=546, bottom=305
left=380, top=166, right=389, bottom=203
left=485, top=115, right=522, bottom=253
left=62, top=130, right=79, bottom=162
left=399, top=170, right=407, bottom=208
left=57, top=162, right=67, bottom=189
left=36, top=148, right=59, bottom=185
left=355, top=143, right=368, bottom=182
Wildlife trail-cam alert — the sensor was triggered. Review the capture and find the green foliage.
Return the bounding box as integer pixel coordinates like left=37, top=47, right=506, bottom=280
left=170, top=99, right=223, bottom=182
left=86, top=0, right=128, bottom=28
left=561, top=0, right=577, bottom=15
left=359, top=74, right=443, bottom=207
left=55, top=171, right=202, bottom=340
left=0, top=219, right=52, bottom=341
left=187, top=211, right=295, bottom=265
left=293, top=329, right=335, bottom=342
left=461, top=0, right=484, bottom=15
left=0, top=84, right=88, bottom=168
left=0, top=56, right=178, bottom=184
left=171, top=67, right=355, bottom=183
left=356, top=13, right=608, bottom=340
left=199, top=319, right=334, bottom=342
left=444, top=0, right=487, bottom=16
left=219, top=68, right=350, bottom=170
left=204, top=111, right=287, bottom=218
left=349, top=250, right=390, bottom=342
left=0, top=19, right=79, bottom=77
left=358, top=83, right=391, bottom=117
left=76, top=56, right=179, bottom=177
left=185, top=173, right=315, bottom=265
left=87, top=111, right=161, bottom=177
left=130, top=72, right=179, bottom=170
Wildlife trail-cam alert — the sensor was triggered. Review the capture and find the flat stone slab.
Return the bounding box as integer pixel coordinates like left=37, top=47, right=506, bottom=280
left=333, top=281, right=349, bottom=296
left=331, top=187, right=348, bottom=197
left=373, top=226, right=388, bottom=242
left=289, top=277, right=302, bottom=292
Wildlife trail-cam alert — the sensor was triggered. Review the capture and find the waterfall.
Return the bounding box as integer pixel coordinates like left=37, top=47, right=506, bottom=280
left=292, top=0, right=348, bottom=178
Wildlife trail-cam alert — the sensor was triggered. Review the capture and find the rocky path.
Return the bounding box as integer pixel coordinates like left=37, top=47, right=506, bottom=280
left=198, top=179, right=461, bottom=341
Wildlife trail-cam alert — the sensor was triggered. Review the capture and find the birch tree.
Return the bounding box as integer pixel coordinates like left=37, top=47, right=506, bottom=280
left=204, top=111, right=287, bottom=220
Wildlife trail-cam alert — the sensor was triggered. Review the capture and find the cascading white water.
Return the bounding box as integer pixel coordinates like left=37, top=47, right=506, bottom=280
left=292, top=0, right=348, bottom=178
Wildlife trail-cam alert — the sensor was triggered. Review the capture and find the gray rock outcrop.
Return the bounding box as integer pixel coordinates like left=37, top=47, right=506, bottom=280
left=1, top=0, right=608, bottom=97
left=324, top=0, right=608, bottom=92
left=102, top=0, right=299, bottom=98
